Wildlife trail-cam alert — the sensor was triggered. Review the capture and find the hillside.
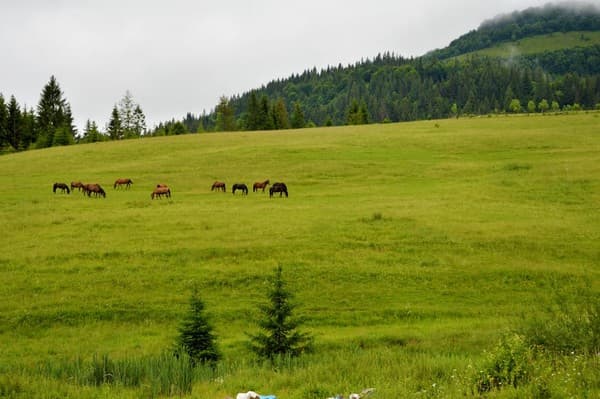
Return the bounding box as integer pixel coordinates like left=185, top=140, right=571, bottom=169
left=427, top=2, right=600, bottom=59
left=456, top=30, right=600, bottom=58
left=1, top=114, right=599, bottom=397
left=155, top=3, right=600, bottom=135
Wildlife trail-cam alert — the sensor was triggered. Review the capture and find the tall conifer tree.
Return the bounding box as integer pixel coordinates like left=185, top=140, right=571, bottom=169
left=0, top=94, right=7, bottom=149
left=36, top=76, right=74, bottom=147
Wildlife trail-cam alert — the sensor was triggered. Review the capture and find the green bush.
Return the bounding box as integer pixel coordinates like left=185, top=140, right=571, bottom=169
left=475, top=333, right=533, bottom=393
left=521, top=282, right=599, bottom=355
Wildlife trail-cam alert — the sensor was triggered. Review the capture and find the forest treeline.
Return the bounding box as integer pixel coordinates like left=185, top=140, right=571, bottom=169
left=0, top=77, right=146, bottom=152
left=153, top=3, right=600, bottom=135
left=1, top=3, right=599, bottom=151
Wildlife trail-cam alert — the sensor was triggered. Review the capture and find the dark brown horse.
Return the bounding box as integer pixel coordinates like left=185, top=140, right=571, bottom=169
left=114, top=178, right=133, bottom=189
left=83, top=183, right=106, bottom=198
left=269, top=182, right=288, bottom=198
left=211, top=181, right=226, bottom=192
left=53, top=182, right=70, bottom=194
left=71, top=181, right=84, bottom=191
left=232, top=183, right=248, bottom=195
left=253, top=179, right=270, bottom=192
left=151, top=186, right=171, bottom=199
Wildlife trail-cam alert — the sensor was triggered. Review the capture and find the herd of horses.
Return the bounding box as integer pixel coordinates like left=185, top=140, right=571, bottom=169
left=212, top=180, right=288, bottom=197
left=52, top=178, right=288, bottom=199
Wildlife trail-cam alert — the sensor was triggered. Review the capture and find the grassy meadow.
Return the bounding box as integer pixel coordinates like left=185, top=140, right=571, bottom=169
left=0, top=113, right=599, bottom=398
left=459, top=30, right=600, bottom=58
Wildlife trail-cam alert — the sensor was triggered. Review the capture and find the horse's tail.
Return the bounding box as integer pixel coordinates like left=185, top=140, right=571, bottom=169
left=66, top=186, right=70, bottom=194
left=53, top=183, right=56, bottom=193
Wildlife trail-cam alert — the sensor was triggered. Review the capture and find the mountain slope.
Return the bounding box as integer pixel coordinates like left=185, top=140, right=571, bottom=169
left=426, top=2, right=600, bottom=59
left=156, top=3, right=600, bottom=134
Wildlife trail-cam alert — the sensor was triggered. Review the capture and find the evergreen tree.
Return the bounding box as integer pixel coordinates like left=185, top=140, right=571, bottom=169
left=0, top=94, right=7, bottom=149
left=132, top=105, right=146, bottom=136
left=107, top=106, right=123, bottom=140
left=257, top=95, right=274, bottom=130
left=215, top=96, right=236, bottom=132
left=347, top=100, right=369, bottom=125
left=52, top=124, right=74, bottom=146
left=82, top=119, right=103, bottom=143
left=21, top=107, right=37, bottom=149
left=36, top=76, right=73, bottom=147
left=246, top=91, right=260, bottom=130
left=6, top=96, right=22, bottom=150
left=272, top=98, right=290, bottom=130
left=176, top=286, right=220, bottom=365
left=248, top=265, right=313, bottom=360
left=290, top=102, right=305, bottom=129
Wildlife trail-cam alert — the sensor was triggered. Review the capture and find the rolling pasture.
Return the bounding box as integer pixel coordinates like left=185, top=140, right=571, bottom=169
left=0, top=113, right=599, bottom=398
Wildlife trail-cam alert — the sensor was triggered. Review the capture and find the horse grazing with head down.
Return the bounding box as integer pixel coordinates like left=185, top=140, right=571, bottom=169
left=269, top=182, right=288, bottom=198
left=53, top=182, right=70, bottom=194
left=71, top=181, right=84, bottom=191
left=83, top=183, right=106, bottom=198
left=211, top=181, right=226, bottom=192
left=114, top=178, right=133, bottom=189
left=151, top=186, right=171, bottom=199
left=232, top=183, right=248, bottom=195
left=253, top=179, right=270, bottom=192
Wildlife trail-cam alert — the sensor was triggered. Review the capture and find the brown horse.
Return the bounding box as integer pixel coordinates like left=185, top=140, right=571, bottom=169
left=253, top=179, right=270, bottom=192
left=151, top=186, right=171, bottom=199
left=71, top=181, right=84, bottom=191
left=53, top=182, right=70, bottom=194
left=114, top=178, right=133, bottom=189
left=83, top=183, right=106, bottom=198
left=211, top=181, right=226, bottom=192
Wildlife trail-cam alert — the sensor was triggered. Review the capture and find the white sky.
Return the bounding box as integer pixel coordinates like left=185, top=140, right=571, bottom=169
left=0, top=0, right=595, bottom=132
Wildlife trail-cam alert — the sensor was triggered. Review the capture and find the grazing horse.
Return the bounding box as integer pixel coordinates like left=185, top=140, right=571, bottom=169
left=269, top=182, right=288, bottom=198
left=114, top=178, right=133, bottom=189
left=83, top=183, right=106, bottom=198
left=151, top=186, right=171, bottom=199
left=253, top=179, right=270, bottom=192
left=53, top=182, right=70, bottom=194
left=232, top=183, right=248, bottom=195
left=211, top=181, right=226, bottom=192
left=71, top=181, right=84, bottom=191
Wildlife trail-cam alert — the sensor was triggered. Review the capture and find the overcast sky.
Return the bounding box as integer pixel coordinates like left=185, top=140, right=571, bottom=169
left=1, top=0, right=596, bottom=132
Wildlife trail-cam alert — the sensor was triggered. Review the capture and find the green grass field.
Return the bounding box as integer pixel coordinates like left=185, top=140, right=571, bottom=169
left=458, top=30, right=600, bottom=58
left=0, top=113, right=599, bottom=398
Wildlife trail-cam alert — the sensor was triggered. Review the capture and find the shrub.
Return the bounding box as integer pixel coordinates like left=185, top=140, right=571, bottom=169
left=475, top=333, right=533, bottom=393
left=520, top=282, right=599, bottom=355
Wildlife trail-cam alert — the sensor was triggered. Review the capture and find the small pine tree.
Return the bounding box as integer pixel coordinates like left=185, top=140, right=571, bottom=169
left=248, top=265, right=313, bottom=360
left=176, top=286, right=220, bottom=365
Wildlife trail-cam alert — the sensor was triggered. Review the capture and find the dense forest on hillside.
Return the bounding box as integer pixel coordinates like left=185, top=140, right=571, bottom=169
left=160, top=47, right=600, bottom=134
left=153, top=3, right=600, bottom=135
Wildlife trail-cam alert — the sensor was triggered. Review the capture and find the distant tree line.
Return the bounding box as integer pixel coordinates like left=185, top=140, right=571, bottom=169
left=0, top=76, right=146, bottom=153
left=160, top=51, right=599, bottom=134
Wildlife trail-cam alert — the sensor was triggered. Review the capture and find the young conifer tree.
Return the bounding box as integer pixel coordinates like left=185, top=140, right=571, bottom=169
left=248, top=265, right=313, bottom=360
left=176, top=286, right=220, bottom=366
